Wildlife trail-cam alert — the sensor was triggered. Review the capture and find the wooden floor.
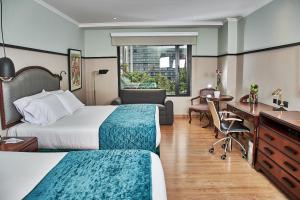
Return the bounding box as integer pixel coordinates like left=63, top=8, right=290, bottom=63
left=160, top=117, right=287, bottom=200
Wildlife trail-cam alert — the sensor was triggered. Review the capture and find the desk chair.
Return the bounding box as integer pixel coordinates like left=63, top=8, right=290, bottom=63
left=207, top=99, right=250, bottom=160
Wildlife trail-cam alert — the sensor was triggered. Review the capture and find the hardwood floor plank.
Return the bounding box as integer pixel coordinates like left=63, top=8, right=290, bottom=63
left=160, top=118, right=287, bottom=200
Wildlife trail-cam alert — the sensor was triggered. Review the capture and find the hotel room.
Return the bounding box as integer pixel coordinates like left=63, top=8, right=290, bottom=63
left=0, top=0, right=299, bottom=199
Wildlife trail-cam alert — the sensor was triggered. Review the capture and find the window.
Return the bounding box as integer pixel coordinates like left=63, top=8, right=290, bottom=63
left=118, top=45, right=191, bottom=96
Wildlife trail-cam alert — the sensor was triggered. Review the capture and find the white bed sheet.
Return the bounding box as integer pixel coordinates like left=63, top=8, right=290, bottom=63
left=0, top=151, right=167, bottom=200
left=8, top=105, right=161, bottom=149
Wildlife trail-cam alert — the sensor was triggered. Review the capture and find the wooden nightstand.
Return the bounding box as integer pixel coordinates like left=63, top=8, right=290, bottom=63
left=0, top=137, right=38, bottom=152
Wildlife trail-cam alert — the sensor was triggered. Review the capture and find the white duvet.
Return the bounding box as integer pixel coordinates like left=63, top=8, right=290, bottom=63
left=8, top=105, right=161, bottom=149
left=0, top=151, right=167, bottom=200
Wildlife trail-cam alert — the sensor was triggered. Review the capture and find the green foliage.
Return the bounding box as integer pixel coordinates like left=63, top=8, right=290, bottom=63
left=250, top=83, right=259, bottom=94
left=121, top=69, right=188, bottom=95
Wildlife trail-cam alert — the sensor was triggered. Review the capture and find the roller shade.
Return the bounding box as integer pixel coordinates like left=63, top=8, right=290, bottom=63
left=111, top=32, right=198, bottom=46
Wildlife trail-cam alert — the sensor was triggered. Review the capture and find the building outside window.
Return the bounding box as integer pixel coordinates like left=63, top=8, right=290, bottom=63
left=118, top=45, right=191, bottom=96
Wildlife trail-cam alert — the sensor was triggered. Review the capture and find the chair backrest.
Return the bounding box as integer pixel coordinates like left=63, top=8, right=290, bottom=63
left=199, top=88, right=215, bottom=104
left=120, top=89, right=166, bottom=104
left=207, top=99, right=221, bottom=130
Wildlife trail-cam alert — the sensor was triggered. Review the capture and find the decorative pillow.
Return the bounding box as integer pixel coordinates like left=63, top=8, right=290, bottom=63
left=13, top=91, right=48, bottom=117
left=23, top=94, right=69, bottom=125
left=55, top=90, right=85, bottom=114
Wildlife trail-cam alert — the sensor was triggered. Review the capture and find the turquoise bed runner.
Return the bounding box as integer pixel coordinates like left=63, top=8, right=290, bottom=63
left=99, top=104, right=157, bottom=152
left=24, top=150, right=152, bottom=200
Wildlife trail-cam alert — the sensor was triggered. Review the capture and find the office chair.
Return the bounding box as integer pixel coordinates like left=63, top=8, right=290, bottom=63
left=207, top=99, right=250, bottom=160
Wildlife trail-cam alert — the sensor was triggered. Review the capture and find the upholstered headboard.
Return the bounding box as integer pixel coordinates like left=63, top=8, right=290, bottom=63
left=0, top=66, right=60, bottom=129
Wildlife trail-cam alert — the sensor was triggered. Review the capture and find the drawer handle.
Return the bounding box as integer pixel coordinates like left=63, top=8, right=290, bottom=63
left=284, top=146, right=298, bottom=155
left=263, top=147, right=274, bottom=156
left=264, top=134, right=274, bottom=142
left=283, top=161, right=298, bottom=172
left=262, top=160, right=273, bottom=169
left=281, top=177, right=295, bottom=189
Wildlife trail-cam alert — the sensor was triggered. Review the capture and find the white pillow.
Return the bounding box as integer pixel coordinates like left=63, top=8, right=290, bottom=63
left=55, top=90, right=84, bottom=114
left=43, top=89, right=64, bottom=95
left=13, top=91, right=48, bottom=117
left=23, top=94, right=69, bottom=125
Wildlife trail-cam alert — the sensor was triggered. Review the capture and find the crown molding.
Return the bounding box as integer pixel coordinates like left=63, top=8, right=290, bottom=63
left=79, top=21, right=223, bottom=28
left=34, top=0, right=79, bottom=26
left=242, top=0, right=274, bottom=17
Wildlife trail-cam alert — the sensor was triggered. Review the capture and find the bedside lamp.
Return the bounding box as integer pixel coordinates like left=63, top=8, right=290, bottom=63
left=94, top=69, right=109, bottom=104
left=0, top=0, right=15, bottom=81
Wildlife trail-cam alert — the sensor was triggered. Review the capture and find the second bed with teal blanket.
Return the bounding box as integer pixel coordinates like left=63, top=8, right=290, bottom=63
left=24, top=150, right=152, bottom=200
left=99, top=104, right=157, bottom=152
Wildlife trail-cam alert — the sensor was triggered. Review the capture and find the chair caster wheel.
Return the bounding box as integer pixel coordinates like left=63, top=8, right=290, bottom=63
left=242, top=154, right=247, bottom=159
left=221, top=154, right=226, bottom=160
left=209, top=148, right=214, bottom=153
left=221, top=144, right=226, bottom=149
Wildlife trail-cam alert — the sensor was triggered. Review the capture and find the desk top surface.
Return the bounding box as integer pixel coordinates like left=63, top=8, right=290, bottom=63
left=227, top=102, right=274, bottom=117
left=261, top=111, right=300, bottom=132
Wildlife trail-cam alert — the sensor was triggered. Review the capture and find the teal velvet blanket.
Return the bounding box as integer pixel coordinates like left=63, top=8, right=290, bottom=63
left=99, top=104, right=157, bottom=152
left=24, top=150, right=152, bottom=200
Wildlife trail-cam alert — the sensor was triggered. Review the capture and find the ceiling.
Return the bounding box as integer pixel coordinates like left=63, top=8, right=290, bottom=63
left=38, top=0, right=273, bottom=27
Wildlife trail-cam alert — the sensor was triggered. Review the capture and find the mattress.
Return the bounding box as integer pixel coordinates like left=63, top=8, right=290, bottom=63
left=0, top=151, right=167, bottom=200
left=8, top=105, right=161, bottom=149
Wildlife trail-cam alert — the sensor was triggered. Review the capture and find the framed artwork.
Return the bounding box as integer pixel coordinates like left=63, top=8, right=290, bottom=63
left=68, top=49, right=82, bottom=91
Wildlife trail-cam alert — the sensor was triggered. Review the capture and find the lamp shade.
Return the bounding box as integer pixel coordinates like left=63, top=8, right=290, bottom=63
left=0, top=57, right=15, bottom=80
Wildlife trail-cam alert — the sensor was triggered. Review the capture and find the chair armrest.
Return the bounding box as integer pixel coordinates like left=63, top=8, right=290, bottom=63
left=223, top=118, right=242, bottom=122
left=190, top=96, right=200, bottom=105
left=219, top=111, right=235, bottom=115
left=164, top=100, right=174, bottom=124
left=165, top=100, right=173, bottom=110
left=111, top=97, right=122, bottom=105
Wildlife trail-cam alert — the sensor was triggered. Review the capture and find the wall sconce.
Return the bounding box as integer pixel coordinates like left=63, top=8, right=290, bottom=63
left=94, top=69, right=109, bottom=104
left=59, top=70, right=67, bottom=81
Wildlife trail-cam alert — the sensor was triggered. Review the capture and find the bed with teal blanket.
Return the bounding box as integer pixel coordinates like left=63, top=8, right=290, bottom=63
left=8, top=104, right=160, bottom=153
left=0, top=150, right=167, bottom=200
left=100, top=104, right=157, bottom=153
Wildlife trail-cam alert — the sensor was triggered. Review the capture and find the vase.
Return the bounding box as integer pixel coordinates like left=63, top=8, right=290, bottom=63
left=249, top=92, right=258, bottom=104
left=214, top=91, right=221, bottom=98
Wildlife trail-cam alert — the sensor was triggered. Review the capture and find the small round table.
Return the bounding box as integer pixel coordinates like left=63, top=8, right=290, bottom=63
left=206, top=95, right=234, bottom=112
left=201, top=95, right=234, bottom=128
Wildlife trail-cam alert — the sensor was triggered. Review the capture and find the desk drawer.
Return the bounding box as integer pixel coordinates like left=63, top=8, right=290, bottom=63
left=227, top=105, right=253, bottom=122
left=259, top=125, right=300, bottom=163
left=259, top=139, right=300, bottom=181
left=257, top=152, right=300, bottom=199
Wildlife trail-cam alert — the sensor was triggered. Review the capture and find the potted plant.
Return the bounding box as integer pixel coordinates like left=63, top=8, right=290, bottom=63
left=214, top=68, right=222, bottom=98
left=249, top=83, right=259, bottom=104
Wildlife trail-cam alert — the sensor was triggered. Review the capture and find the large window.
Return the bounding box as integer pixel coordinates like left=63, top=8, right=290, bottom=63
left=118, top=45, right=191, bottom=96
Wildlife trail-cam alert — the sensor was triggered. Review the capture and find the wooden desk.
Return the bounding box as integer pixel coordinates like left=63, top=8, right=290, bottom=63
left=256, top=111, right=300, bottom=200
left=227, top=102, right=274, bottom=165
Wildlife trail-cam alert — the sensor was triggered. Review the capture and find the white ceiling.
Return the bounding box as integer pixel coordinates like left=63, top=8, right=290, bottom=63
left=38, top=0, right=273, bottom=27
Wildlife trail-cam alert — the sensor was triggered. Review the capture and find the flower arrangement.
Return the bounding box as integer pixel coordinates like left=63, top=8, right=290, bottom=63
left=213, top=68, right=222, bottom=98
left=216, top=68, right=222, bottom=91
left=249, top=83, right=259, bottom=104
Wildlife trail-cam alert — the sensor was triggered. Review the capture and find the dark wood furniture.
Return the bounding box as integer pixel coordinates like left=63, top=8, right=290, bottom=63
left=227, top=102, right=274, bottom=165
left=255, top=111, right=300, bottom=200
left=0, top=137, right=38, bottom=152
left=189, top=88, right=215, bottom=124
left=206, top=95, right=234, bottom=111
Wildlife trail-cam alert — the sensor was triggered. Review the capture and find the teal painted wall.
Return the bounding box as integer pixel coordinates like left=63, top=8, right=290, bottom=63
left=239, top=0, right=300, bottom=52
left=3, top=0, right=83, bottom=54
left=84, top=27, right=219, bottom=57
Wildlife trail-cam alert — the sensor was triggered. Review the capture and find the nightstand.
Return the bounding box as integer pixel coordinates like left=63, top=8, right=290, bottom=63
left=0, top=137, right=38, bottom=152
